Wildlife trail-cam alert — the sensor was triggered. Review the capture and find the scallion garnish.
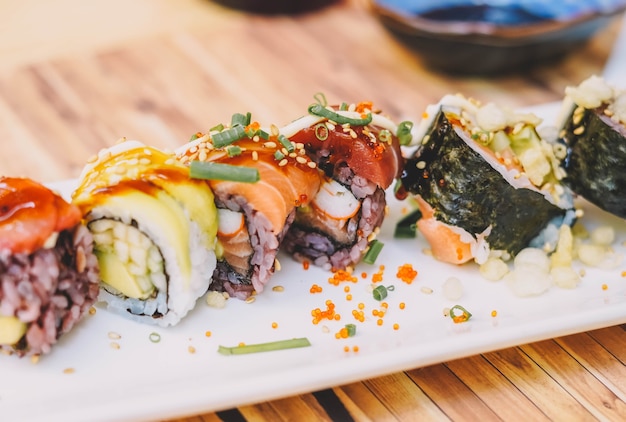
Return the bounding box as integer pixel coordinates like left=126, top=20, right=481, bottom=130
left=363, top=239, right=384, bottom=264
left=313, top=92, right=328, bottom=107
left=308, top=103, right=373, bottom=126
left=190, top=161, right=259, bottom=183
left=345, top=323, right=356, bottom=337
left=373, top=285, right=394, bottom=301
left=189, top=132, right=203, bottom=142
left=149, top=332, right=161, bottom=343
left=394, top=209, right=422, bottom=239
left=314, top=123, right=329, bottom=141
left=277, top=134, right=295, bottom=152
left=218, top=337, right=311, bottom=355
left=274, top=150, right=285, bottom=161
left=231, top=112, right=251, bottom=127
left=227, top=146, right=242, bottom=157
left=258, top=129, right=270, bottom=140
left=210, top=123, right=225, bottom=132
left=379, top=129, right=392, bottom=144
left=339, top=102, right=349, bottom=111
left=212, top=125, right=247, bottom=147
left=397, top=121, right=414, bottom=146
left=449, top=305, right=472, bottom=323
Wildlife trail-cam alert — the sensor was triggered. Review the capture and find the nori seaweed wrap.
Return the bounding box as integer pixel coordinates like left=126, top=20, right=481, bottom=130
left=398, top=94, right=576, bottom=264
left=558, top=75, right=626, bottom=219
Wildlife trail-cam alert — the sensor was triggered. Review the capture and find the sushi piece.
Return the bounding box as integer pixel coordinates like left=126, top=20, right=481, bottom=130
left=280, top=100, right=406, bottom=270
left=72, top=139, right=218, bottom=327
left=0, top=177, right=99, bottom=357
left=558, top=75, right=626, bottom=218
left=398, top=94, right=576, bottom=265
left=177, top=113, right=322, bottom=299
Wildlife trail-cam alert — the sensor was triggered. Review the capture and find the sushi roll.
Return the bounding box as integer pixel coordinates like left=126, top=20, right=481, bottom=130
left=0, top=177, right=99, bottom=357
left=280, top=100, right=406, bottom=270
left=72, top=139, right=218, bottom=327
left=558, top=75, right=626, bottom=218
left=177, top=113, right=322, bottom=299
left=398, top=94, right=576, bottom=265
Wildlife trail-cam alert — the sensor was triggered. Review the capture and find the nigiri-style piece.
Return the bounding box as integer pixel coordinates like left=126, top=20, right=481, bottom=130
left=72, top=139, right=218, bottom=327
left=177, top=114, right=322, bottom=299
left=398, top=94, right=576, bottom=264
left=0, top=177, right=99, bottom=357
left=280, top=100, right=406, bottom=270
left=558, top=75, right=626, bottom=218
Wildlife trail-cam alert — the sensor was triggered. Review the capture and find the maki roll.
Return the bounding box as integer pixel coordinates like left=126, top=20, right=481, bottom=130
left=280, top=100, right=406, bottom=270
left=0, top=177, right=99, bottom=357
left=72, top=139, right=218, bottom=327
left=558, top=75, right=626, bottom=218
left=177, top=114, right=322, bottom=299
left=398, top=94, right=576, bottom=264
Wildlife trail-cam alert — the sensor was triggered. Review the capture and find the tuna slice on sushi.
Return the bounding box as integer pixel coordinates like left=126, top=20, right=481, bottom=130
left=177, top=113, right=322, bottom=300
left=280, top=100, right=408, bottom=271
left=398, top=94, right=577, bottom=265
left=72, top=139, right=218, bottom=327
left=0, top=177, right=100, bottom=357
left=558, top=75, right=626, bottom=219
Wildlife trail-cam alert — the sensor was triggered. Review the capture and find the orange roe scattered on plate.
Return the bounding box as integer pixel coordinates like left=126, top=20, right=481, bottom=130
left=309, top=284, right=323, bottom=294
left=491, top=310, right=498, bottom=317
left=344, top=286, right=350, bottom=293
left=602, top=283, right=608, bottom=291
left=329, top=269, right=358, bottom=285
left=346, top=294, right=353, bottom=301
left=343, top=346, right=350, bottom=352
left=352, top=309, right=365, bottom=322
left=302, top=260, right=310, bottom=270
left=205, top=331, right=212, bottom=337
left=311, top=300, right=338, bottom=324
left=393, top=323, right=400, bottom=330
left=396, top=263, right=418, bottom=284
left=377, top=319, right=384, bottom=326
left=399, top=302, right=406, bottom=310
left=361, top=272, right=368, bottom=279
left=621, top=270, right=626, bottom=277
left=271, top=322, right=278, bottom=329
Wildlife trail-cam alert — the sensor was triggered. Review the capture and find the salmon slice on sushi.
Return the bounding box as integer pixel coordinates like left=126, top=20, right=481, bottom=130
left=280, top=99, right=408, bottom=271
left=0, top=177, right=99, bottom=357
left=177, top=113, right=322, bottom=300
left=398, top=94, right=577, bottom=265
left=558, top=75, right=626, bottom=219
left=72, top=139, right=218, bottom=327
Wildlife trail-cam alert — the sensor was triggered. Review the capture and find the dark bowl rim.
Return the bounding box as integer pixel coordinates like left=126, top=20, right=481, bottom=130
left=369, top=0, right=626, bottom=40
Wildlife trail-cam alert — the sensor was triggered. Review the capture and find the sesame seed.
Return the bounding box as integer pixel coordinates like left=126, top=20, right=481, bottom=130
left=278, top=158, right=288, bottom=167
left=416, top=161, right=426, bottom=169
left=274, top=258, right=281, bottom=271
left=307, top=161, right=317, bottom=168
left=108, top=332, right=122, bottom=340
left=110, top=342, right=121, bottom=350
left=63, top=368, right=75, bottom=374
left=245, top=296, right=256, bottom=304
left=252, top=151, right=258, bottom=161
left=573, top=126, right=585, bottom=135
left=264, top=141, right=277, bottom=148
left=296, top=156, right=307, bottom=164
left=272, top=285, right=284, bottom=292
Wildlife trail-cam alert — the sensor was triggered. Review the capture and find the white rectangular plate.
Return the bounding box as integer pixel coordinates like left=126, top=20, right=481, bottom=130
left=2, top=103, right=625, bottom=422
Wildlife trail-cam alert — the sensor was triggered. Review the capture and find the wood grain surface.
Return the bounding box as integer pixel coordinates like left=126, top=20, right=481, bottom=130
left=2, top=0, right=626, bottom=420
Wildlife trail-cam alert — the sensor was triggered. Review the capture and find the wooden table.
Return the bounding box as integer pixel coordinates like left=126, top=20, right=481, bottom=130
left=2, top=1, right=626, bottom=420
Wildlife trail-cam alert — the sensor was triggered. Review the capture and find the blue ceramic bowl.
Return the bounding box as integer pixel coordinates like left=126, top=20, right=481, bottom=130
left=370, top=0, right=626, bottom=74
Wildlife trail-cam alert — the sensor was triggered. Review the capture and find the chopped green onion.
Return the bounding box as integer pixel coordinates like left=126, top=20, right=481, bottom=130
left=379, top=129, right=392, bottom=144
left=277, top=134, right=295, bottom=152
left=274, top=150, right=285, bottom=160
left=449, top=305, right=472, bottom=323
left=339, top=102, right=349, bottom=111
left=373, top=284, right=394, bottom=301
left=314, top=123, right=329, bottom=141
left=394, top=209, right=422, bottom=239
left=218, top=337, right=311, bottom=355
left=190, top=161, right=259, bottom=183
left=149, top=332, right=161, bottom=343
left=345, top=323, right=356, bottom=337
left=397, top=121, right=414, bottom=146
left=258, top=129, right=270, bottom=140
left=308, top=104, right=373, bottom=126
left=363, top=239, right=384, bottom=264
left=313, top=92, right=328, bottom=107
left=227, top=146, right=242, bottom=157
left=210, top=123, right=225, bottom=132
left=189, top=132, right=203, bottom=142
left=231, top=112, right=251, bottom=127
left=212, top=125, right=247, bottom=147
